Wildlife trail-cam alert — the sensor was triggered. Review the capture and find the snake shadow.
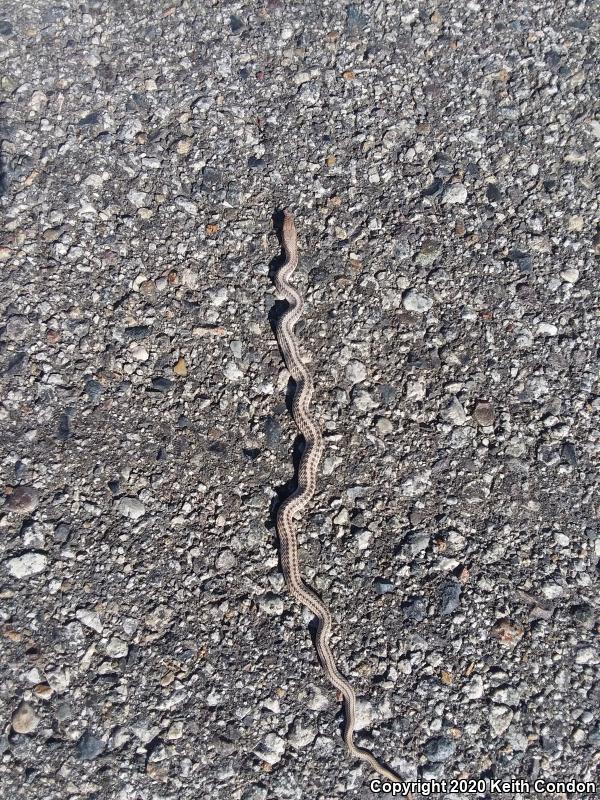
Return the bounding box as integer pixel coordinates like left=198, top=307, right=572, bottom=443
left=265, top=208, right=324, bottom=641
left=266, top=207, right=304, bottom=517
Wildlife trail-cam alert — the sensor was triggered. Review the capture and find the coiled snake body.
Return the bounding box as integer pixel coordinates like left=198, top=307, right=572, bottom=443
left=273, top=210, right=402, bottom=784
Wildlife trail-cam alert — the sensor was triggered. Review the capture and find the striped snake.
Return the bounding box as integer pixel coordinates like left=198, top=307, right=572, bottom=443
left=272, top=210, right=403, bottom=784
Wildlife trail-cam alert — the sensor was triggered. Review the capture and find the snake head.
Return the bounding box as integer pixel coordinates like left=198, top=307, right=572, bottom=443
left=282, top=210, right=297, bottom=240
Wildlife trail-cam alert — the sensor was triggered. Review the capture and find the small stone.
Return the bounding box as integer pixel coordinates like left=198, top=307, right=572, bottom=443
left=423, top=736, right=455, bottom=762
left=173, top=357, right=187, bottom=376
left=165, top=721, right=184, bottom=740
left=258, top=593, right=284, bottom=616
left=400, top=470, right=431, bottom=498
left=151, top=377, right=173, bottom=392
left=575, top=647, right=597, bottom=665
left=352, top=388, right=378, bottom=411
left=473, top=401, right=494, bottom=426
left=116, top=496, right=146, bottom=520
left=12, top=702, right=39, bottom=734
left=560, top=268, right=579, bottom=283
left=442, top=397, right=468, bottom=426
left=76, top=609, right=103, bottom=634
left=106, top=637, right=129, bottom=658
left=490, top=618, right=524, bottom=646
left=415, top=240, right=442, bottom=266
left=345, top=359, right=367, bottom=385
left=490, top=705, right=514, bottom=736
left=402, top=288, right=433, bottom=313
left=375, top=416, right=393, bottom=435
left=6, top=552, right=47, bottom=579
left=176, top=138, right=193, bottom=155
left=6, top=315, right=30, bottom=341
left=78, top=731, right=106, bottom=760
left=373, top=578, right=395, bottom=595
left=442, top=183, right=468, bottom=205
left=254, top=732, right=285, bottom=765
left=439, top=581, right=461, bottom=615
left=287, top=718, right=315, bottom=749
left=215, top=549, right=236, bottom=572
left=464, top=675, right=484, bottom=699
left=402, top=596, right=427, bottom=623
left=127, top=189, right=148, bottom=208
left=224, top=362, right=243, bottom=381
left=4, top=486, right=40, bottom=513
left=492, top=686, right=521, bottom=707
left=130, top=344, right=149, bottom=361
left=567, top=215, right=584, bottom=232
left=537, top=322, right=558, bottom=337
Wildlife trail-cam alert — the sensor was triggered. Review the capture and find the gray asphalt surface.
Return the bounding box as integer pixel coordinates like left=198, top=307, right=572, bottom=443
left=1, top=2, right=598, bottom=799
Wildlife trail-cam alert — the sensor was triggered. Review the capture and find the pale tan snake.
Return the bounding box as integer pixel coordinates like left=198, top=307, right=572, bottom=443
left=273, top=210, right=403, bottom=784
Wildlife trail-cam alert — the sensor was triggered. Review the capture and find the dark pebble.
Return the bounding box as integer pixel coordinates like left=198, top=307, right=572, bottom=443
left=78, top=111, right=101, bottom=126
left=560, top=442, right=577, bottom=466
left=507, top=249, right=533, bottom=274
left=373, top=578, right=395, bottom=595
left=423, top=735, right=456, bottom=762
left=85, top=379, right=103, bottom=402
left=54, top=523, right=70, bottom=543
left=439, top=581, right=461, bottom=615
left=486, top=183, right=502, bottom=202
left=77, top=731, right=105, bottom=760
left=124, top=325, right=151, bottom=340
left=5, top=486, right=40, bottom=513
left=421, top=177, right=443, bottom=197
left=230, top=15, right=244, bottom=32
left=0, top=19, right=13, bottom=35
left=151, top=377, right=173, bottom=392
left=402, top=596, right=427, bottom=622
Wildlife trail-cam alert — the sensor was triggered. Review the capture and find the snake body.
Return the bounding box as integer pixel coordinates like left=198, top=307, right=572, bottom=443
left=273, top=210, right=403, bottom=784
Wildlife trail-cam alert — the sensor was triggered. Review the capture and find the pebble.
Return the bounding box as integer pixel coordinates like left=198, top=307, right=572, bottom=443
left=442, top=183, right=468, bottom=204
left=77, top=731, right=106, bottom=760
left=76, top=609, right=103, bottom=633
left=415, top=240, right=442, bottom=266
left=439, top=581, right=461, bottom=615
left=490, top=618, right=524, bottom=646
left=373, top=578, right=395, bottom=595
left=116, top=496, right=146, bottom=520
left=287, top=718, right=315, bottom=748
left=4, top=486, right=40, bottom=513
left=375, top=416, right=393, bottom=435
left=12, top=702, right=39, bottom=734
left=5, top=315, right=30, bottom=340
left=6, top=552, right=47, bottom=579
left=423, top=736, right=456, bottom=762
left=442, top=397, right=468, bottom=426
left=489, top=705, right=514, bottom=736
left=575, top=647, right=597, bottom=665
left=560, top=268, right=579, bottom=283
left=253, top=732, right=285, bottom=765
left=351, top=388, right=378, bottom=411
left=106, top=637, right=129, bottom=658
left=402, top=288, right=433, bottom=313
left=537, top=322, right=558, bottom=337
left=215, top=548, right=236, bottom=572
left=127, top=189, right=148, bottom=208
left=473, top=401, right=494, bottom=426
left=464, top=675, right=484, bottom=699
left=345, top=359, right=367, bottom=384
left=173, top=356, right=187, bottom=376
left=258, top=593, right=284, bottom=616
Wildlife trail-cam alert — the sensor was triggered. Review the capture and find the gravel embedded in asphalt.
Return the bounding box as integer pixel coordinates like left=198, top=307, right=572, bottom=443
left=0, top=2, right=598, bottom=799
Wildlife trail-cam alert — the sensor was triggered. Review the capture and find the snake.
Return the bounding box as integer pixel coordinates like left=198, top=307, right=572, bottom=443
left=272, top=210, right=404, bottom=785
